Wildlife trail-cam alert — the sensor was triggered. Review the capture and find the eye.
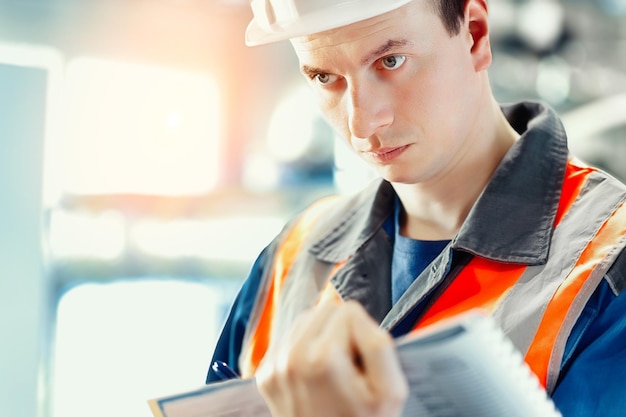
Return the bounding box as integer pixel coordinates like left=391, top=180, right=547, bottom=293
left=380, top=55, right=406, bottom=70
left=314, top=73, right=339, bottom=86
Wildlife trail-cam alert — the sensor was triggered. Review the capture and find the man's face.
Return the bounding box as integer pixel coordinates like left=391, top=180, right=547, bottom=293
left=291, top=0, right=488, bottom=186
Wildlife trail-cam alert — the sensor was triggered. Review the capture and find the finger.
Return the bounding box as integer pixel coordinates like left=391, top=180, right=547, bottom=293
left=257, top=301, right=345, bottom=416
left=261, top=300, right=339, bottom=378
left=298, top=302, right=369, bottom=414
left=284, top=301, right=356, bottom=383
left=303, top=300, right=406, bottom=415
left=347, top=302, right=409, bottom=412
left=256, top=349, right=297, bottom=416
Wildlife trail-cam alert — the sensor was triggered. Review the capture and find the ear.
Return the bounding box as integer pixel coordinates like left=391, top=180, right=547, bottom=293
left=464, top=0, right=492, bottom=72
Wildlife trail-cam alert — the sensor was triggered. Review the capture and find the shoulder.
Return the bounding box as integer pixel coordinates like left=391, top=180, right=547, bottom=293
left=284, top=178, right=391, bottom=239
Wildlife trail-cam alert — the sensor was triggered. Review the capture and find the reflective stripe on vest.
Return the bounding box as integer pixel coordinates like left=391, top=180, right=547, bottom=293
left=411, top=162, right=626, bottom=391
left=240, top=160, right=626, bottom=388
left=240, top=196, right=339, bottom=378
left=528, top=197, right=626, bottom=391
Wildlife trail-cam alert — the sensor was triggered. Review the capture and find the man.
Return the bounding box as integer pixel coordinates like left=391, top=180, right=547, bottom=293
left=207, top=1, right=626, bottom=416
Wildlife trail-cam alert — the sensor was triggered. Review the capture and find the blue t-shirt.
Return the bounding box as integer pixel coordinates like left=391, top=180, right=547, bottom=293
left=389, top=197, right=450, bottom=304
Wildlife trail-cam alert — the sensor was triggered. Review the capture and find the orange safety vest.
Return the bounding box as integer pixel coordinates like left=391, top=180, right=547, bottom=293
left=240, top=159, right=626, bottom=394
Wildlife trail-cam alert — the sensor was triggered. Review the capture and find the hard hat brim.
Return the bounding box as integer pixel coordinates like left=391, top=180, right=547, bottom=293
left=245, top=0, right=414, bottom=46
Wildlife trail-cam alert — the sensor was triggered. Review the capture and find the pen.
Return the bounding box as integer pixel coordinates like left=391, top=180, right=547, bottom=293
left=211, top=360, right=241, bottom=381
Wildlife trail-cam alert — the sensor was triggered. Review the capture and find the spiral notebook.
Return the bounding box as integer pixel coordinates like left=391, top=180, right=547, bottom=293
left=148, top=310, right=562, bottom=417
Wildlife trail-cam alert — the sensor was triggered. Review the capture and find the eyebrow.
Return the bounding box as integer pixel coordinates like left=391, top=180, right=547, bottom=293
left=360, top=39, right=413, bottom=66
left=301, top=64, right=326, bottom=78
left=300, top=38, right=413, bottom=77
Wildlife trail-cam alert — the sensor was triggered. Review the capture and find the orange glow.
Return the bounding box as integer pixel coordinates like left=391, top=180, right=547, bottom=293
left=59, top=57, right=221, bottom=195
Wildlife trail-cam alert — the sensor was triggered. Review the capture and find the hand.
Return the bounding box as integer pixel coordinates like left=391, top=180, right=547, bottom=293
left=255, top=300, right=409, bottom=417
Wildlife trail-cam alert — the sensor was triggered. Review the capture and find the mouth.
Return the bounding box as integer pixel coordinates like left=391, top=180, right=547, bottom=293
left=366, top=145, right=410, bottom=163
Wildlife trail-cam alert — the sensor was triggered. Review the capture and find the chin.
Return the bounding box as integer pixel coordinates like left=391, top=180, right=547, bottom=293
left=380, top=171, right=419, bottom=185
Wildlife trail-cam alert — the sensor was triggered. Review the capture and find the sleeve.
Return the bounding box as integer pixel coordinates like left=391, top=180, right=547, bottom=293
left=205, top=246, right=271, bottom=383
left=551, top=249, right=626, bottom=416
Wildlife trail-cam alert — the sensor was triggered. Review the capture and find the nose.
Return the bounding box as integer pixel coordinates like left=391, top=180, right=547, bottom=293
left=347, top=81, right=393, bottom=139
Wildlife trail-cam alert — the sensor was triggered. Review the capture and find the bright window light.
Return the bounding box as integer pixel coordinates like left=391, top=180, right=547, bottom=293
left=131, top=216, right=286, bottom=262
left=266, top=85, right=320, bottom=163
left=48, top=209, right=126, bottom=260
left=536, top=56, right=571, bottom=105
left=241, top=152, right=282, bottom=192
left=51, top=280, right=238, bottom=417
left=516, top=0, right=564, bottom=52
left=58, top=57, right=221, bottom=195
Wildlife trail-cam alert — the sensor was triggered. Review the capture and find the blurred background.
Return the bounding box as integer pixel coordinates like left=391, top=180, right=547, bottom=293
left=0, top=0, right=625, bottom=416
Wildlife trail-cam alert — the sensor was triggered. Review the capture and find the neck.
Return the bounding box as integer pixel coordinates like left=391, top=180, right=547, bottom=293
left=393, top=95, right=519, bottom=240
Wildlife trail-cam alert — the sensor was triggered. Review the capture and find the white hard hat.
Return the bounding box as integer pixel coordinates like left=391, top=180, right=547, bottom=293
left=245, top=0, right=415, bottom=46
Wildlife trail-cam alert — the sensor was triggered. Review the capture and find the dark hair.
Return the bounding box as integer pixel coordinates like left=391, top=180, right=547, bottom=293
left=433, top=0, right=466, bottom=35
